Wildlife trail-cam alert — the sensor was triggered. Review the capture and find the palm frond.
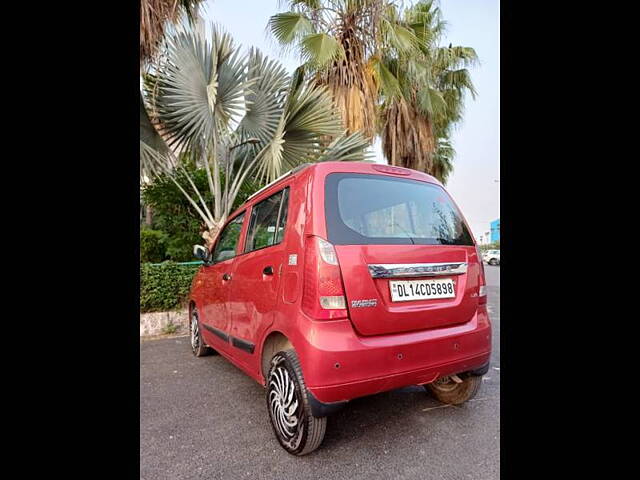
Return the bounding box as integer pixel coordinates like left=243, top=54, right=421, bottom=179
left=140, top=92, right=170, bottom=179
left=432, top=137, right=455, bottom=184
left=370, top=56, right=402, bottom=101
left=212, top=43, right=252, bottom=131
left=140, top=92, right=169, bottom=155
left=315, top=131, right=372, bottom=162
left=416, top=87, right=446, bottom=118
left=301, top=33, right=344, bottom=67
left=255, top=83, right=345, bottom=183
left=438, top=68, right=477, bottom=99
left=434, top=46, right=478, bottom=71
left=236, top=48, right=290, bottom=145
left=148, top=26, right=254, bottom=153
left=381, top=20, right=421, bottom=54
left=148, top=28, right=215, bottom=151
left=268, top=12, right=315, bottom=45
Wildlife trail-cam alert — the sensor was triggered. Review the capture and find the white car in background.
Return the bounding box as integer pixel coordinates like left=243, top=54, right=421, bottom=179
left=483, top=249, right=500, bottom=266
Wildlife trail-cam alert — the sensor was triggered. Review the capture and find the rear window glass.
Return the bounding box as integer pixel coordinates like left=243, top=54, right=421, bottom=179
left=325, top=173, right=474, bottom=246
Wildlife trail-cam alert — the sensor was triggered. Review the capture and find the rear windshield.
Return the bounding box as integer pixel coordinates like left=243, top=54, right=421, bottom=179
left=325, top=173, right=474, bottom=246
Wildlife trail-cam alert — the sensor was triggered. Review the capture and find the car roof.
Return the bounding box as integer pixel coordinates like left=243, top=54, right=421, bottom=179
left=307, top=161, right=441, bottom=185
left=236, top=161, right=442, bottom=212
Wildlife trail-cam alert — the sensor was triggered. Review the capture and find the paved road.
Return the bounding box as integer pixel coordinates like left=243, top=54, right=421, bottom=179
left=141, top=266, right=500, bottom=480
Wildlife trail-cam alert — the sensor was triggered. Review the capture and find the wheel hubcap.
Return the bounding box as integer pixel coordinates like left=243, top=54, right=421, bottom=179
left=190, top=314, right=199, bottom=351
left=268, top=360, right=303, bottom=450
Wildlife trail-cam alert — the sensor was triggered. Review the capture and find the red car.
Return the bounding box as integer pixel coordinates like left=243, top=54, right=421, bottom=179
left=189, top=162, right=491, bottom=455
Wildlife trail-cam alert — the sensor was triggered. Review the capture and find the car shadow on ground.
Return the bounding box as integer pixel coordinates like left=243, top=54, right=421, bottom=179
left=202, top=350, right=467, bottom=450
left=320, top=386, right=462, bottom=449
left=218, top=344, right=488, bottom=440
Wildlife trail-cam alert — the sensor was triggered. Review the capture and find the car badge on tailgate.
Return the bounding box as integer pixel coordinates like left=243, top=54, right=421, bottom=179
left=351, top=299, right=377, bottom=308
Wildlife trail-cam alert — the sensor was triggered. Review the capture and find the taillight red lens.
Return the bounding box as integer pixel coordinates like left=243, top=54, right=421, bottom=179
left=476, top=246, right=487, bottom=305
left=478, top=285, right=487, bottom=305
left=301, top=236, right=348, bottom=320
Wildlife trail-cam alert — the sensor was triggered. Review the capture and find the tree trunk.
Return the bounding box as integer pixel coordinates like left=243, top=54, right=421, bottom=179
left=145, top=205, right=153, bottom=226
left=201, top=224, right=222, bottom=251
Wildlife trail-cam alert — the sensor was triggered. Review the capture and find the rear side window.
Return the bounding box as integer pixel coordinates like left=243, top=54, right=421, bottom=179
left=212, top=212, right=245, bottom=263
left=244, top=187, right=289, bottom=253
left=325, top=173, right=474, bottom=246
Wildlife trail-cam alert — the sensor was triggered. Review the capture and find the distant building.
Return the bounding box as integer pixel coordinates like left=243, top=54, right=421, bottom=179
left=490, top=219, right=500, bottom=243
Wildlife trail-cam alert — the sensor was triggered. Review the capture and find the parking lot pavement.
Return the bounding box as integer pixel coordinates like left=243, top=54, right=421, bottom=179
left=484, top=264, right=500, bottom=287
left=141, top=278, right=500, bottom=480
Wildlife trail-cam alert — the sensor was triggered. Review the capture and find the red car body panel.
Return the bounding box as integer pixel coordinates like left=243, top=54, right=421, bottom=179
left=189, top=161, right=491, bottom=404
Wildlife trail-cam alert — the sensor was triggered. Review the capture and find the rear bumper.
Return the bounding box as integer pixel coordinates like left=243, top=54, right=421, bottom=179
left=297, top=306, right=491, bottom=404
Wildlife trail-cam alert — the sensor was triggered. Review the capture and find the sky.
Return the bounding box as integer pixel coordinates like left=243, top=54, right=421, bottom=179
left=201, top=0, right=500, bottom=240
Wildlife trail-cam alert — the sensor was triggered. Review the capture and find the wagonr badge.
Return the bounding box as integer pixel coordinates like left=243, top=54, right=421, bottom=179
left=351, top=299, right=378, bottom=308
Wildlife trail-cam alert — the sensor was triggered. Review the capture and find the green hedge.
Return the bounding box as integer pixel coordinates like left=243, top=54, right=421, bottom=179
left=140, top=229, right=168, bottom=263
left=140, top=262, right=201, bottom=312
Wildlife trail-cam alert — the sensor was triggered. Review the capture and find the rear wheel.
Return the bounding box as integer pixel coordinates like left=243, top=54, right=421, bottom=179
left=190, top=308, right=213, bottom=357
left=266, top=350, right=326, bottom=455
left=426, top=374, right=482, bottom=405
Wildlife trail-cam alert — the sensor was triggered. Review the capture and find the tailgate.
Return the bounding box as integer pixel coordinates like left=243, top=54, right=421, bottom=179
left=336, top=245, right=480, bottom=336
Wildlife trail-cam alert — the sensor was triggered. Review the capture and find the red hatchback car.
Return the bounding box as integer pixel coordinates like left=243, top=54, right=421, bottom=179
left=189, top=162, right=491, bottom=455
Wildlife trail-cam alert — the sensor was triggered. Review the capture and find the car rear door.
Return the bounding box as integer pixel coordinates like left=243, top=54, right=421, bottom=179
left=324, top=172, right=481, bottom=337
left=199, top=212, right=246, bottom=351
left=229, top=187, right=290, bottom=361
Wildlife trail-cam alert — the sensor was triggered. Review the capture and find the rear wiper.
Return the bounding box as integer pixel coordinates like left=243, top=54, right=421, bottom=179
left=436, top=237, right=454, bottom=245
left=392, top=222, right=415, bottom=245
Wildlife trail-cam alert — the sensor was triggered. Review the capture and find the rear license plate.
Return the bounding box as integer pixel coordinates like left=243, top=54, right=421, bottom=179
left=389, top=278, right=455, bottom=302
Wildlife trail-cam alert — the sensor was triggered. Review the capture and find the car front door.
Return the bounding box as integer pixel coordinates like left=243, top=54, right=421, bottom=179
left=199, top=212, right=246, bottom=353
left=229, top=188, right=289, bottom=370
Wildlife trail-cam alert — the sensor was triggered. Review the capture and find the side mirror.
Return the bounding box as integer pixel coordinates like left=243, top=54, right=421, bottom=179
left=193, top=245, right=210, bottom=263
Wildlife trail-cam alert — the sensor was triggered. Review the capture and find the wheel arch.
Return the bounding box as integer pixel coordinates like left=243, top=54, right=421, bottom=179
left=259, top=330, right=294, bottom=384
left=188, top=299, right=196, bottom=316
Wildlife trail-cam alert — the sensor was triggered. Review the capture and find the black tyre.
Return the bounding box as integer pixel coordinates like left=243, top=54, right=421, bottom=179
left=489, top=258, right=498, bottom=266
left=266, top=350, right=327, bottom=455
left=189, top=308, right=213, bottom=357
left=426, top=374, right=482, bottom=405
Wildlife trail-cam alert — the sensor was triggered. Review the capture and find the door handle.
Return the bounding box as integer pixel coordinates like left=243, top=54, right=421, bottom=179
left=222, top=273, right=232, bottom=281
left=263, top=266, right=274, bottom=276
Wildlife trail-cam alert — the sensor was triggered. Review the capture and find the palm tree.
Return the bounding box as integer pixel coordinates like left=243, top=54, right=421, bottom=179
left=269, top=1, right=477, bottom=179
left=140, top=25, right=369, bottom=247
left=140, top=0, right=203, bottom=64
left=380, top=0, right=477, bottom=175
left=268, top=0, right=421, bottom=140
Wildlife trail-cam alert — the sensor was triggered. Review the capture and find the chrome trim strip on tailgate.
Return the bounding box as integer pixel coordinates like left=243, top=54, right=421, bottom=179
left=368, top=262, right=468, bottom=278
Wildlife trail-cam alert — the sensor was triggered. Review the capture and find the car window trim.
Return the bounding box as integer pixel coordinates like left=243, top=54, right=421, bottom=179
left=274, top=187, right=289, bottom=244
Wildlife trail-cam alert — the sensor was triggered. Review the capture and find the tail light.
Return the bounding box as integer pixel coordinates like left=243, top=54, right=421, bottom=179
left=476, top=246, right=487, bottom=305
left=301, top=236, right=348, bottom=320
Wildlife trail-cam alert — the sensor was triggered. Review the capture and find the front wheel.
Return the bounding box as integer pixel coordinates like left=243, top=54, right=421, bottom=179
left=489, top=258, right=498, bottom=266
left=189, top=308, right=213, bottom=357
left=266, top=350, right=327, bottom=455
left=426, top=374, right=482, bottom=405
